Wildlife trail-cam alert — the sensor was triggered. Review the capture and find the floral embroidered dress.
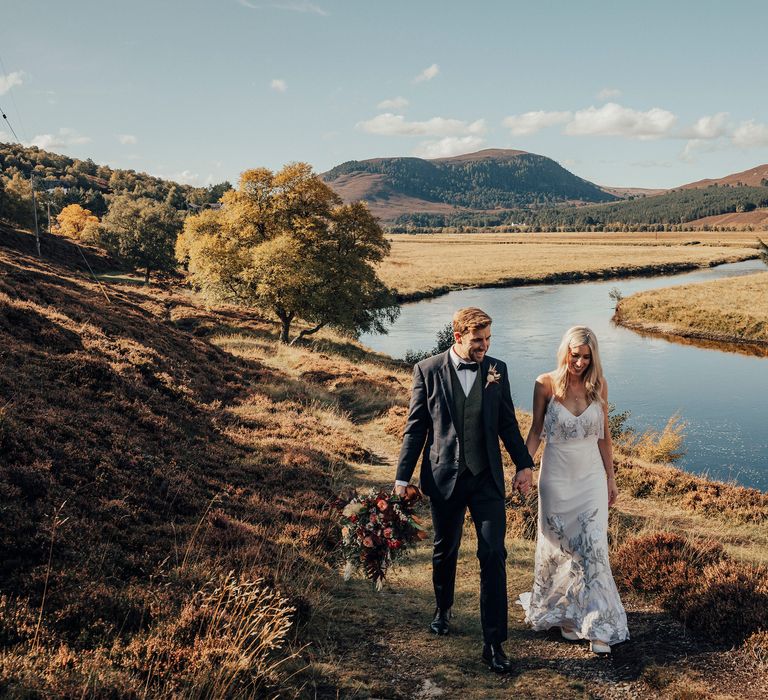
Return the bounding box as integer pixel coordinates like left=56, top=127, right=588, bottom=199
left=517, top=396, right=629, bottom=645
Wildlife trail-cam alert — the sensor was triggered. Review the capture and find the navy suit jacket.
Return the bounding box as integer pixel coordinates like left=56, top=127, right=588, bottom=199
left=395, top=350, right=534, bottom=500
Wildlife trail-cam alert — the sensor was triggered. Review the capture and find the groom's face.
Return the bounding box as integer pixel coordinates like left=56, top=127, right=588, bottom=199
left=454, top=324, right=491, bottom=363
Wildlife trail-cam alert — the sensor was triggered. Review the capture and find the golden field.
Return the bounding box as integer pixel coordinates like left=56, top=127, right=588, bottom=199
left=378, top=231, right=759, bottom=299
left=616, top=271, right=768, bottom=346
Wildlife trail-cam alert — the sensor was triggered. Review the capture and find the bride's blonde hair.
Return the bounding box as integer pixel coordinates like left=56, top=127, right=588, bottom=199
left=552, top=326, right=605, bottom=406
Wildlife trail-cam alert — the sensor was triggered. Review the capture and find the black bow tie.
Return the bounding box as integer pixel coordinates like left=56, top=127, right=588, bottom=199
left=457, top=362, right=479, bottom=372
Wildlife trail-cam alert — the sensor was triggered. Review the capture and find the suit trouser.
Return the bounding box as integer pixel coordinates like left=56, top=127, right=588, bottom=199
left=430, top=468, right=507, bottom=644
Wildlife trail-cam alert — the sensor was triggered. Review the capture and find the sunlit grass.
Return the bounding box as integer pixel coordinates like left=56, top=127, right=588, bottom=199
left=378, top=231, right=758, bottom=298
left=616, top=270, right=768, bottom=344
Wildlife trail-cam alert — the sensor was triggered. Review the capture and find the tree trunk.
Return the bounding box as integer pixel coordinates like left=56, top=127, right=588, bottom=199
left=289, top=321, right=327, bottom=346
left=276, top=308, right=294, bottom=343
left=144, top=267, right=151, bottom=284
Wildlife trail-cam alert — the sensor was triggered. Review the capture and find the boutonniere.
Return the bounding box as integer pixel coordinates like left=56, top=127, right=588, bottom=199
left=485, top=364, right=501, bottom=388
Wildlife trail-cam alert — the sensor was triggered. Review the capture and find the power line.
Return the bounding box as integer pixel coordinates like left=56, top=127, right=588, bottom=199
left=0, top=53, right=28, bottom=141
left=1, top=102, right=21, bottom=143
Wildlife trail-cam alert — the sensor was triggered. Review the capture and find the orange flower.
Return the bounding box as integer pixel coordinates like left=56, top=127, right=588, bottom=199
left=362, top=536, right=374, bottom=548
left=376, top=498, right=388, bottom=511
left=416, top=530, right=429, bottom=540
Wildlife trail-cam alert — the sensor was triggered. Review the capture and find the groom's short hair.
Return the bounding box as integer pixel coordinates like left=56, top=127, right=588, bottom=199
left=453, top=307, right=492, bottom=336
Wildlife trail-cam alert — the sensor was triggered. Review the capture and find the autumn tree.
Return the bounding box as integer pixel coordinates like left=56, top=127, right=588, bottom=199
left=55, top=203, right=100, bottom=241
left=101, top=195, right=182, bottom=283
left=176, top=163, right=399, bottom=343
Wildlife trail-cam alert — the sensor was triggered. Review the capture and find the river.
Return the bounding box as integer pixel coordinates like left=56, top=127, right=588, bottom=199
left=361, top=259, right=768, bottom=491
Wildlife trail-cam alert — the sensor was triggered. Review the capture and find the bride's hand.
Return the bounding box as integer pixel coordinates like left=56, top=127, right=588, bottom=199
left=607, top=478, right=618, bottom=507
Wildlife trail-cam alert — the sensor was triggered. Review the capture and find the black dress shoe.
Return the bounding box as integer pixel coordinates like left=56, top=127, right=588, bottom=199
left=482, top=643, right=513, bottom=674
left=429, top=607, right=451, bottom=635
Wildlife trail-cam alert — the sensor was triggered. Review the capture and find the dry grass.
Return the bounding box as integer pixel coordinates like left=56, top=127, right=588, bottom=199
left=616, top=270, right=768, bottom=345
left=377, top=231, right=758, bottom=298
left=2, top=228, right=767, bottom=698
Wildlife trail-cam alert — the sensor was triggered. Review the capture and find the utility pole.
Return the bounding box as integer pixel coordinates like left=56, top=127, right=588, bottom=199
left=47, top=200, right=52, bottom=236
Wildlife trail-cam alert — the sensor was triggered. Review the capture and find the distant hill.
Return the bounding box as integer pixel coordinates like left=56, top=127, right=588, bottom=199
left=322, top=148, right=617, bottom=221
left=600, top=185, right=667, bottom=198
left=679, top=163, right=768, bottom=190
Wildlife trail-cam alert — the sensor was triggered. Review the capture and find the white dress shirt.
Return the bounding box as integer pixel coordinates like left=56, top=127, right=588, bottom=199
left=395, top=347, right=478, bottom=487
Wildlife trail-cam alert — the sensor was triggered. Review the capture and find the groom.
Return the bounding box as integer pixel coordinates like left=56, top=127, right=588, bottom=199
left=394, top=307, right=533, bottom=673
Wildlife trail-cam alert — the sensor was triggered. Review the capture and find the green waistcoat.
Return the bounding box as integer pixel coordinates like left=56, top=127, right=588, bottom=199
left=450, top=364, right=489, bottom=476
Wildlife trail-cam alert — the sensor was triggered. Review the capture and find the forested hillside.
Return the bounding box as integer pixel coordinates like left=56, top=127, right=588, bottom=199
left=393, top=184, right=768, bottom=231
left=323, top=150, right=616, bottom=211
left=0, top=142, right=231, bottom=228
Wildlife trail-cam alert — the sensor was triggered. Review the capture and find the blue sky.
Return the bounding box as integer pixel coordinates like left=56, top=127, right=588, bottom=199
left=2, top=0, right=767, bottom=189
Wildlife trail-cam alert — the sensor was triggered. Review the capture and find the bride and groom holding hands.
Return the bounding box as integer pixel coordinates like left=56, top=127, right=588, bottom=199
left=393, top=307, right=629, bottom=673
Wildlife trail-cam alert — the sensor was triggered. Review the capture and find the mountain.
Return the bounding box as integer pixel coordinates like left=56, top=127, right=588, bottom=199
left=679, top=163, right=768, bottom=190
left=322, top=148, right=617, bottom=221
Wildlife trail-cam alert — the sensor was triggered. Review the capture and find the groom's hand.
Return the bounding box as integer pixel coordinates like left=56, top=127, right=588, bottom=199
left=394, top=483, right=408, bottom=497
left=513, top=468, right=532, bottom=496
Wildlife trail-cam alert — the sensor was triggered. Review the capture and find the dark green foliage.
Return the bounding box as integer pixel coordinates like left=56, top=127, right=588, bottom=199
left=391, top=184, right=768, bottom=230
left=403, top=322, right=455, bottom=364
left=325, top=153, right=616, bottom=210
left=101, top=195, right=183, bottom=282
left=608, top=403, right=633, bottom=443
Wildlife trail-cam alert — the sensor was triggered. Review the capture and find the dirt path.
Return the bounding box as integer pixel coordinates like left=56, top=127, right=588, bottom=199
left=313, top=415, right=767, bottom=700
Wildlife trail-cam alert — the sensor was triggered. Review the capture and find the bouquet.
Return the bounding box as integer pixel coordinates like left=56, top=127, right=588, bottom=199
left=333, top=485, right=427, bottom=590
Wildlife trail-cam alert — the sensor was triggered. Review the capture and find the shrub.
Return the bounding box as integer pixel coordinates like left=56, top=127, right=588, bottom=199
left=383, top=405, right=408, bottom=437
left=679, top=560, right=768, bottom=646
left=613, top=532, right=725, bottom=607
left=630, top=414, right=687, bottom=464
left=744, top=630, right=768, bottom=670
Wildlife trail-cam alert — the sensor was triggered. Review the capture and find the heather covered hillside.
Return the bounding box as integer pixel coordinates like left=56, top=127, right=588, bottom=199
left=0, top=227, right=405, bottom=696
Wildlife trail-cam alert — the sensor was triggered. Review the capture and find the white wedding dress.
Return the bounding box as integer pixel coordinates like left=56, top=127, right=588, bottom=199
left=518, top=396, right=629, bottom=645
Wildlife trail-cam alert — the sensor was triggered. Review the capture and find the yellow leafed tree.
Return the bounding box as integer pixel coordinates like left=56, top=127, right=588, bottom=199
left=55, top=203, right=100, bottom=241
left=176, top=163, right=400, bottom=343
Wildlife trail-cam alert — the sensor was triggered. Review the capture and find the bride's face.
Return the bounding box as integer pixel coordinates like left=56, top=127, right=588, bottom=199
left=567, top=344, right=591, bottom=377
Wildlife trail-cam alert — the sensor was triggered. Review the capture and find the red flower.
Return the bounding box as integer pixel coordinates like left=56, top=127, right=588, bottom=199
left=349, top=515, right=357, bottom=523
left=376, top=499, right=389, bottom=511
left=362, top=536, right=374, bottom=548
left=383, top=527, right=393, bottom=539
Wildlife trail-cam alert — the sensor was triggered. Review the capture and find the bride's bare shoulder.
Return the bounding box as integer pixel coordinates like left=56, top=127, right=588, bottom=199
left=534, top=372, right=555, bottom=395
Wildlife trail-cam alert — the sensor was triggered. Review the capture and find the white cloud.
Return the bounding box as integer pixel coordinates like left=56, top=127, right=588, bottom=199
left=118, top=134, right=138, bottom=145
left=172, top=170, right=201, bottom=185
left=30, top=128, right=91, bottom=150
left=597, top=87, right=622, bottom=101
left=238, top=0, right=327, bottom=15
left=413, top=63, right=439, bottom=83
left=413, top=136, right=486, bottom=159
left=680, top=112, right=729, bottom=140
left=680, top=139, right=721, bottom=163
left=357, top=113, right=485, bottom=137
left=377, top=96, right=409, bottom=110
left=0, top=70, right=23, bottom=95
left=502, top=110, right=572, bottom=136
left=565, top=102, right=677, bottom=140
left=270, top=78, right=287, bottom=92
left=732, top=120, right=768, bottom=148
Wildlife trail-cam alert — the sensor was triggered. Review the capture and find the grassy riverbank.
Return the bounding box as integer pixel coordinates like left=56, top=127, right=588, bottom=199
left=615, top=271, right=768, bottom=347
left=2, top=229, right=766, bottom=698
left=378, top=231, right=759, bottom=300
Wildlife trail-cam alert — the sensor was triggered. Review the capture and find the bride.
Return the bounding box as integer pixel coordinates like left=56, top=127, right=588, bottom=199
left=518, top=326, right=629, bottom=654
